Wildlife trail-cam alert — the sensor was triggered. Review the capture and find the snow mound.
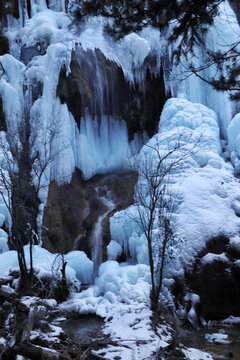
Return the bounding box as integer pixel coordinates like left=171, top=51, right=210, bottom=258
left=0, top=245, right=84, bottom=289
left=110, top=97, right=240, bottom=296
left=65, top=251, right=93, bottom=284
left=205, top=332, right=230, bottom=344
left=201, top=252, right=229, bottom=265
left=60, top=262, right=150, bottom=316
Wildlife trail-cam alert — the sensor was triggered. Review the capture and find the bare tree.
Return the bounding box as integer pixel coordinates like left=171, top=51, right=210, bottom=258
left=0, top=109, right=67, bottom=288
left=131, top=131, right=199, bottom=311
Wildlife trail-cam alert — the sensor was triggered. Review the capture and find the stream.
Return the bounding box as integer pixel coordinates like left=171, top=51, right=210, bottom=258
left=180, top=321, right=240, bottom=359
left=61, top=315, right=104, bottom=343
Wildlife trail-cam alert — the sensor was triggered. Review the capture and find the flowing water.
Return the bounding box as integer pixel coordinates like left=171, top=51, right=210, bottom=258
left=91, top=187, right=115, bottom=280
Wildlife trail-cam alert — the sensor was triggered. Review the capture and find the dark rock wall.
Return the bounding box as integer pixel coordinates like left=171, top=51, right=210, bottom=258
left=185, top=236, right=240, bottom=320
left=0, top=0, right=19, bottom=24
left=0, top=98, right=6, bottom=132
left=0, top=34, right=9, bottom=56
left=57, top=47, right=168, bottom=140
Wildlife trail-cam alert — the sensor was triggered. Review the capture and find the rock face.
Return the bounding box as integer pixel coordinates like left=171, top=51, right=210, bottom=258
left=0, top=35, right=9, bottom=56
left=0, top=0, right=20, bottom=24
left=0, top=98, right=6, bottom=132
left=42, top=170, right=137, bottom=259
left=186, top=236, right=240, bottom=320
left=57, top=46, right=168, bottom=140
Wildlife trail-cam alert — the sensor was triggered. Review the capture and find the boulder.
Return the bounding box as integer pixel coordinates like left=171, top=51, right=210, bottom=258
left=186, top=236, right=240, bottom=320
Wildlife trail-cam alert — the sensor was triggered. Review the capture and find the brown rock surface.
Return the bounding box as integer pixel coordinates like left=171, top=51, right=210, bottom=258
left=42, top=169, right=137, bottom=260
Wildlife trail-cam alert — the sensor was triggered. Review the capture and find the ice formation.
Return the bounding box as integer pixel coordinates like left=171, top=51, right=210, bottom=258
left=110, top=98, right=240, bottom=277
left=0, top=0, right=239, bottom=191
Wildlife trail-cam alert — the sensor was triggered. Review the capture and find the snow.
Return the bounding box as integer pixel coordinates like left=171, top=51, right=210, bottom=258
left=106, top=96, right=240, bottom=322
left=0, top=245, right=83, bottom=288
left=59, top=262, right=170, bottom=359
left=60, top=269, right=171, bottom=359
left=30, top=324, right=63, bottom=344
left=65, top=251, right=93, bottom=284
left=21, top=10, right=70, bottom=47
left=221, top=315, right=240, bottom=325
left=0, top=337, right=6, bottom=346
left=182, top=348, right=213, bottom=360
left=205, top=332, right=230, bottom=344
left=20, top=296, right=57, bottom=308
left=201, top=252, right=229, bottom=265
left=1, top=285, right=15, bottom=295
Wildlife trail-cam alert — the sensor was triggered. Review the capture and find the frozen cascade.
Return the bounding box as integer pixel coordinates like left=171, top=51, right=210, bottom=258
left=1, top=0, right=238, bottom=192
left=167, top=1, right=240, bottom=137
left=91, top=188, right=115, bottom=281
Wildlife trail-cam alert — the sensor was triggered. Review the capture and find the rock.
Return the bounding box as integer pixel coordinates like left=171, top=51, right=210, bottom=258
left=14, top=300, right=29, bottom=313
left=0, top=0, right=19, bottom=22
left=9, top=270, right=20, bottom=278
left=185, top=236, right=240, bottom=320
left=57, top=46, right=168, bottom=140
left=20, top=44, right=46, bottom=65
left=2, top=301, right=12, bottom=311
left=0, top=35, right=9, bottom=55
left=42, top=170, right=137, bottom=258
left=0, top=97, right=7, bottom=132
left=0, top=276, right=13, bottom=286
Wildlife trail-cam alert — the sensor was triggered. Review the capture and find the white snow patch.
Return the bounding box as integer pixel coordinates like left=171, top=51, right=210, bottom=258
left=205, top=332, right=230, bottom=344
left=182, top=347, right=213, bottom=360
left=0, top=337, right=6, bottom=346
left=201, top=252, right=229, bottom=265
left=221, top=315, right=240, bottom=325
